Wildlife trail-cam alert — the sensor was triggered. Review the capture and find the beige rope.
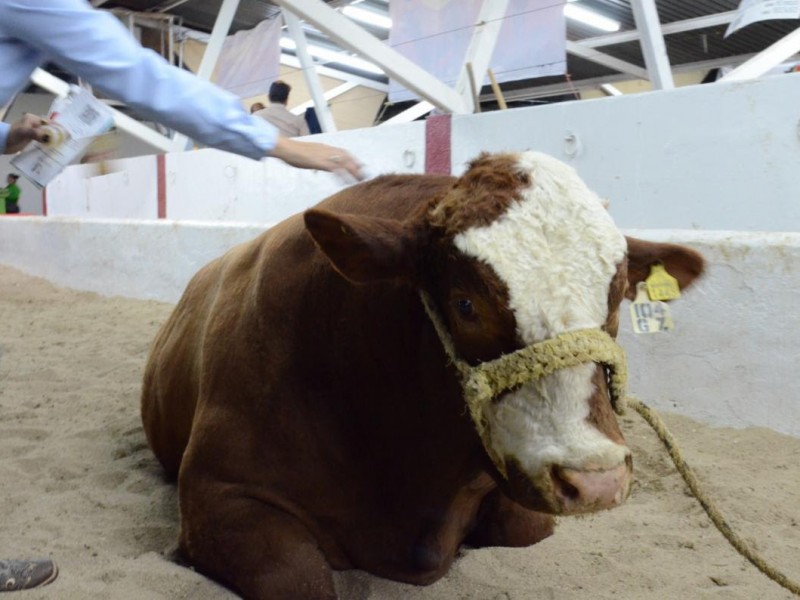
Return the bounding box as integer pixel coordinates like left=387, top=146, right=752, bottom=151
left=419, top=291, right=627, bottom=477
left=419, top=292, right=799, bottom=596
left=627, top=396, right=800, bottom=597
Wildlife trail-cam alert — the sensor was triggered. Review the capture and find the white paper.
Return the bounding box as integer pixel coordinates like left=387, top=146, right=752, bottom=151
left=12, top=86, right=115, bottom=188
left=726, top=0, right=800, bottom=37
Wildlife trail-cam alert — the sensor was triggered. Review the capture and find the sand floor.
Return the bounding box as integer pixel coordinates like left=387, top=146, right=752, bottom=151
left=1, top=263, right=799, bottom=600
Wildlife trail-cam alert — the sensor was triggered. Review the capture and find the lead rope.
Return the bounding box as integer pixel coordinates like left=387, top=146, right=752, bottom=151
left=627, top=395, right=800, bottom=596
left=418, top=291, right=628, bottom=478
left=419, top=292, right=799, bottom=595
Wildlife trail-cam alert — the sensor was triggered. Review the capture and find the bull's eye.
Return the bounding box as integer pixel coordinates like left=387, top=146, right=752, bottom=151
left=456, top=298, right=474, bottom=317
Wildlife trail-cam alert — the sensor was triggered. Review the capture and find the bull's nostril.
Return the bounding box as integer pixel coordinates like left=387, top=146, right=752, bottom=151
left=551, top=466, right=581, bottom=502
left=549, top=463, right=630, bottom=513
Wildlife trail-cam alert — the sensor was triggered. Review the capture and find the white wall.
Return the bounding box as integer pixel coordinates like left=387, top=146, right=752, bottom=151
left=45, top=121, right=427, bottom=223
left=1, top=218, right=799, bottom=439
left=41, top=74, right=800, bottom=231
left=619, top=230, right=800, bottom=436
left=47, top=157, right=158, bottom=219
left=451, top=74, right=800, bottom=232
left=5, top=76, right=800, bottom=438
left=0, top=217, right=266, bottom=301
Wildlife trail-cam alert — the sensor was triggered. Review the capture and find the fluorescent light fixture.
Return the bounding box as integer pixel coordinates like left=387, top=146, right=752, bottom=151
left=280, top=38, right=384, bottom=75
left=564, top=3, right=620, bottom=32
left=342, top=5, right=392, bottom=29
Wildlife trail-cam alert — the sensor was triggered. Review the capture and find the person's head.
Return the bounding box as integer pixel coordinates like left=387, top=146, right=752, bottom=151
left=250, top=102, right=266, bottom=114
left=7, top=174, right=19, bottom=185
left=268, top=81, right=291, bottom=105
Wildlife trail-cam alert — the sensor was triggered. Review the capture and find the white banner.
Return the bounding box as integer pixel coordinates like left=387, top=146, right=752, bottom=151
left=388, top=0, right=566, bottom=102
left=215, top=17, right=283, bottom=99
left=726, top=0, right=800, bottom=37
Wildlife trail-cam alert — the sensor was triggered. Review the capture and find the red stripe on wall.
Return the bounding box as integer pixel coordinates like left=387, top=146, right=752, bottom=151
left=42, top=187, right=47, bottom=216
left=156, top=154, right=166, bottom=219
left=424, top=114, right=452, bottom=175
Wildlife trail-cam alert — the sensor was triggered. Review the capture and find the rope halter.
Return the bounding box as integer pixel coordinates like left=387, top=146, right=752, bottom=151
left=419, top=291, right=628, bottom=478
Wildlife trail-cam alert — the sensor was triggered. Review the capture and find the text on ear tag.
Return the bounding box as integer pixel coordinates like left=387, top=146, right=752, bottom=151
left=630, top=283, right=674, bottom=334
left=645, top=263, right=681, bottom=301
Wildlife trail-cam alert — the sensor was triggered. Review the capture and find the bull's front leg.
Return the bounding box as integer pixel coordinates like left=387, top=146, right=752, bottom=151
left=178, top=474, right=337, bottom=600
left=466, top=488, right=555, bottom=548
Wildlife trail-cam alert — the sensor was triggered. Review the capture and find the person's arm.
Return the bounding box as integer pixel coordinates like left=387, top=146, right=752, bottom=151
left=0, top=0, right=362, bottom=179
left=0, top=0, right=275, bottom=160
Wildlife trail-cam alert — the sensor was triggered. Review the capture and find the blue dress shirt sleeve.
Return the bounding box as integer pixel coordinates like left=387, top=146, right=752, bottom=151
left=0, top=0, right=278, bottom=160
left=0, top=122, right=9, bottom=154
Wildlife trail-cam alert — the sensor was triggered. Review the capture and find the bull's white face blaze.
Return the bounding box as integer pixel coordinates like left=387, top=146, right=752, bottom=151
left=452, top=152, right=628, bottom=485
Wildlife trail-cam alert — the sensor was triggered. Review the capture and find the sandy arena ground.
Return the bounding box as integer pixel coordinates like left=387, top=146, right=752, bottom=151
left=1, top=263, right=799, bottom=599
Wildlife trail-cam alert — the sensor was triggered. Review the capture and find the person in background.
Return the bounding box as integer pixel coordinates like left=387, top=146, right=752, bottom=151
left=0, top=0, right=361, bottom=179
left=249, top=102, right=265, bottom=114
left=255, top=81, right=311, bottom=138
left=0, top=0, right=364, bottom=590
left=0, top=174, right=21, bottom=214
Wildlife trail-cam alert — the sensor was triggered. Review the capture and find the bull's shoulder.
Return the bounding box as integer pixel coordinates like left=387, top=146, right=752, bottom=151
left=315, top=173, right=455, bottom=220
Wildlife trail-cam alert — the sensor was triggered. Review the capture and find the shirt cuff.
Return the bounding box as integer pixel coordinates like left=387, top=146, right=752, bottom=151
left=0, top=122, right=10, bottom=154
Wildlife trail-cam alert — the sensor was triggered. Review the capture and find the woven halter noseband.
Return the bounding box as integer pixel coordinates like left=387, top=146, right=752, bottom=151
left=419, top=291, right=628, bottom=478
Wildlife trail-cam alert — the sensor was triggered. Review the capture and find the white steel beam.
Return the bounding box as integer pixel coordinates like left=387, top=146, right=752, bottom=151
left=580, top=11, right=737, bottom=49
left=279, top=54, right=389, bottom=92
left=454, top=0, right=510, bottom=112
left=719, top=26, right=800, bottom=82
left=379, top=101, right=434, bottom=126
left=196, top=0, right=239, bottom=81
left=566, top=40, right=649, bottom=80
left=290, top=82, right=357, bottom=115
left=30, top=68, right=178, bottom=153
left=272, top=0, right=468, bottom=113
left=283, top=9, right=337, bottom=132
left=173, top=0, right=239, bottom=150
left=152, top=0, right=194, bottom=12
left=478, top=50, right=800, bottom=103
left=631, top=0, right=674, bottom=89
left=599, top=83, right=622, bottom=96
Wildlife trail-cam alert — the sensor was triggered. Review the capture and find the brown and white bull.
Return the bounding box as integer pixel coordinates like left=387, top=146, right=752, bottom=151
left=142, top=151, right=704, bottom=600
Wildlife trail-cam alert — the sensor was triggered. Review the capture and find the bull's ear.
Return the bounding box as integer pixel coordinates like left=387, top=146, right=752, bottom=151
left=304, top=209, right=419, bottom=283
left=625, top=237, right=705, bottom=300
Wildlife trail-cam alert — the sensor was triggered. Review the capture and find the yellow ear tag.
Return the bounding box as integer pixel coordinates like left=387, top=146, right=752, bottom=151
left=645, top=263, right=681, bottom=301
left=630, top=282, right=674, bottom=334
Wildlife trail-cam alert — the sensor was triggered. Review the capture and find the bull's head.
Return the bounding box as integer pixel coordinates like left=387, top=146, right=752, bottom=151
left=305, top=151, right=704, bottom=516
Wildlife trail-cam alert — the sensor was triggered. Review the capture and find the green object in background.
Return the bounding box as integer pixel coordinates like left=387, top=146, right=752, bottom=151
left=0, top=183, right=19, bottom=213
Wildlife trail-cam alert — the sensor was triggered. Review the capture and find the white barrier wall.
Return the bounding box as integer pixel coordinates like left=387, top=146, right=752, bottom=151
left=41, top=74, right=800, bottom=231
left=4, top=76, right=800, bottom=439
left=0, top=217, right=267, bottom=301
left=451, top=74, right=800, bottom=232
left=1, top=217, right=798, bottom=438
left=46, top=158, right=159, bottom=219
left=45, top=121, right=427, bottom=224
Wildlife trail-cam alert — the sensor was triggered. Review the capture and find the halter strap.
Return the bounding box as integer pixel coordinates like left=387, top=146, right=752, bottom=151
left=419, top=291, right=628, bottom=478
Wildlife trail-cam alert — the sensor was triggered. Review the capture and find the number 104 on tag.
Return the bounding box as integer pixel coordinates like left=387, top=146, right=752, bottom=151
left=630, top=283, right=674, bottom=334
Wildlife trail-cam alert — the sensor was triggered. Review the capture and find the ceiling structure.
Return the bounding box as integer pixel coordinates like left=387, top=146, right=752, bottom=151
left=43, top=0, right=797, bottom=150
left=93, top=0, right=800, bottom=100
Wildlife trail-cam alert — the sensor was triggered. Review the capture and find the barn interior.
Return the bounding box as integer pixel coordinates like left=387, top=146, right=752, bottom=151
left=1, top=1, right=800, bottom=598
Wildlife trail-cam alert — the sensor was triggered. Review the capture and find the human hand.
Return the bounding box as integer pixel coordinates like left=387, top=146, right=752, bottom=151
left=268, top=136, right=364, bottom=182
left=4, top=113, right=49, bottom=154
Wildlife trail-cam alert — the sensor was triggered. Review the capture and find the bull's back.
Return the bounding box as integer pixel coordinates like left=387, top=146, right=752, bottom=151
left=141, top=173, right=454, bottom=478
